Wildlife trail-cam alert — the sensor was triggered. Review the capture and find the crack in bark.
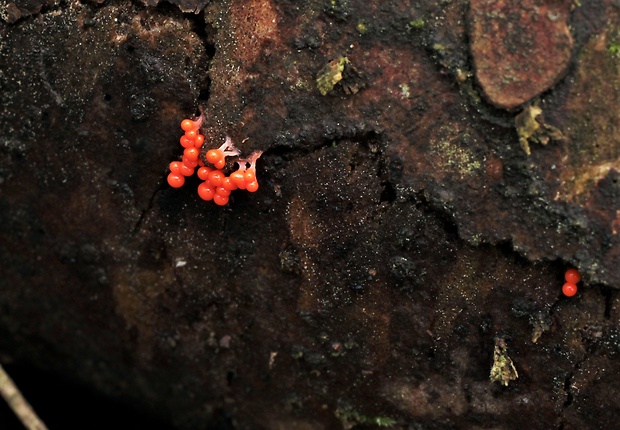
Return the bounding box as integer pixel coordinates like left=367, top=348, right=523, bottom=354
left=130, top=3, right=215, bottom=237
left=131, top=175, right=167, bottom=235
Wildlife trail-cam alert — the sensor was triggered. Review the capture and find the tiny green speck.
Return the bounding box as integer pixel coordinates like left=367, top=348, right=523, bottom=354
left=356, top=20, right=368, bottom=34
left=408, top=19, right=425, bottom=29
left=399, top=83, right=410, bottom=99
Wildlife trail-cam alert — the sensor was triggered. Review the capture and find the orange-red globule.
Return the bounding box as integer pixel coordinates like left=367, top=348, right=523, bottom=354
left=167, top=173, right=185, bottom=188
left=562, top=282, right=578, bottom=297
left=565, top=268, right=581, bottom=284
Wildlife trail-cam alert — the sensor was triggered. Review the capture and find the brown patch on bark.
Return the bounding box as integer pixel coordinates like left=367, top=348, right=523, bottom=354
left=468, top=0, right=573, bottom=110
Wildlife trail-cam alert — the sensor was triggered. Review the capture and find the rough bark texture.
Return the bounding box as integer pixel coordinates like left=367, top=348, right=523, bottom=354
left=1, top=0, right=619, bottom=429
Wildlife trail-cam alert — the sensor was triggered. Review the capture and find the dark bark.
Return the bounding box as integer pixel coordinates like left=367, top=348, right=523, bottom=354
left=1, top=0, right=619, bottom=428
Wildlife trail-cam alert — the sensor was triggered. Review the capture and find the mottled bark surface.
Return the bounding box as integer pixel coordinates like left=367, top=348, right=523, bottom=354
left=1, top=0, right=619, bottom=428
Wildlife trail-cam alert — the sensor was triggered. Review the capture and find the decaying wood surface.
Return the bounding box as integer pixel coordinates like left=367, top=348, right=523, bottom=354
left=1, top=0, right=619, bottom=428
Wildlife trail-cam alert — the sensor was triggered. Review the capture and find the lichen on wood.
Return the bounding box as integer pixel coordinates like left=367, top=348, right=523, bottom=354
left=490, top=338, right=519, bottom=386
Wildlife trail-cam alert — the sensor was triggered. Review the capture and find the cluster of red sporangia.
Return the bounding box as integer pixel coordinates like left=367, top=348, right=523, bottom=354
left=166, top=115, right=262, bottom=206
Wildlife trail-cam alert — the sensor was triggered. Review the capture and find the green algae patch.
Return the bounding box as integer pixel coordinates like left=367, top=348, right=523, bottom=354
left=316, top=56, right=366, bottom=96
left=316, top=57, right=349, bottom=96
left=429, top=125, right=483, bottom=178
